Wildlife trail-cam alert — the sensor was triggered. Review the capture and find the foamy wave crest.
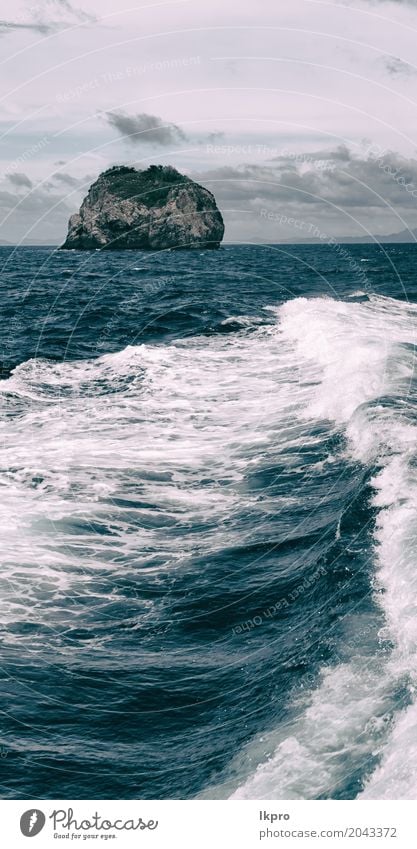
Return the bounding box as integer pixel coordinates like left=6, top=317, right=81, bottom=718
left=230, top=294, right=417, bottom=800
left=4, top=292, right=417, bottom=798
left=0, top=322, right=320, bottom=653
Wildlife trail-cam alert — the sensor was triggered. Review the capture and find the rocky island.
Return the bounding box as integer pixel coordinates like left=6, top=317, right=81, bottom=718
left=61, top=164, right=224, bottom=250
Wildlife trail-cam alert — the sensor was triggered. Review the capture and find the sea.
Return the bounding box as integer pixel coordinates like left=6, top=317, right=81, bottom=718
left=1, top=242, right=417, bottom=800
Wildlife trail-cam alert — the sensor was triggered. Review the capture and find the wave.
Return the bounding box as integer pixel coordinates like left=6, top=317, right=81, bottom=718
left=3, top=292, right=417, bottom=799
left=0, top=315, right=323, bottom=655
left=228, top=294, right=417, bottom=800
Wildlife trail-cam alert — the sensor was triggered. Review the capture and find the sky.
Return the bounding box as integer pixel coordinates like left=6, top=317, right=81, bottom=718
left=1, top=0, right=417, bottom=243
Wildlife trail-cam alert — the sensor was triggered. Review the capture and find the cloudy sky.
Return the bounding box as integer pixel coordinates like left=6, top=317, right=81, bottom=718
left=1, top=0, right=417, bottom=243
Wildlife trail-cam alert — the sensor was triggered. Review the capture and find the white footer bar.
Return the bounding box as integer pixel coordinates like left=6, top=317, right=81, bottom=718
left=2, top=800, right=414, bottom=848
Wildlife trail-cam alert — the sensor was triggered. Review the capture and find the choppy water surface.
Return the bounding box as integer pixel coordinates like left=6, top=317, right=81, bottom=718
left=1, top=243, right=417, bottom=799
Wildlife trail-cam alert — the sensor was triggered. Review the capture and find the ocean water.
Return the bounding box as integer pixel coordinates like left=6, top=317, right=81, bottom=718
left=1, top=242, right=417, bottom=800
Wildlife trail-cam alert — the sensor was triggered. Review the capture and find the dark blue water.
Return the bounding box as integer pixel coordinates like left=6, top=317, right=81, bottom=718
left=1, top=243, right=417, bottom=800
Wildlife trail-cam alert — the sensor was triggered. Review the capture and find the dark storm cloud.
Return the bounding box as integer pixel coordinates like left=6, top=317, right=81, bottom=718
left=0, top=0, right=94, bottom=38
left=7, top=173, right=33, bottom=189
left=105, top=111, right=188, bottom=146
left=206, top=132, right=225, bottom=144
left=303, top=144, right=353, bottom=163
left=372, top=0, right=417, bottom=4
left=383, top=56, right=416, bottom=76
left=52, top=172, right=85, bottom=186
left=194, top=147, right=417, bottom=216
left=52, top=0, right=95, bottom=22
left=268, top=144, right=352, bottom=172
left=0, top=21, right=52, bottom=35
left=0, top=181, right=74, bottom=243
left=0, top=187, right=70, bottom=214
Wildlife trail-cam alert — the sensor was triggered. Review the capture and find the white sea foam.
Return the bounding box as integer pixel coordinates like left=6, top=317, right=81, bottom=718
left=4, top=292, right=417, bottom=797
left=228, top=294, right=417, bottom=800
left=230, top=655, right=394, bottom=800
left=0, top=321, right=318, bottom=658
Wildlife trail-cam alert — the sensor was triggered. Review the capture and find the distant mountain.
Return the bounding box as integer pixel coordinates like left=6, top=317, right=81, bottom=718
left=2, top=225, right=417, bottom=249
left=336, top=228, right=417, bottom=244
left=285, top=228, right=417, bottom=245
left=0, top=239, right=58, bottom=246
left=22, top=240, right=59, bottom=246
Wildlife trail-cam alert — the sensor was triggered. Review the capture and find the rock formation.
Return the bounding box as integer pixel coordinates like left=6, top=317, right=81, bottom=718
left=61, top=165, right=224, bottom=250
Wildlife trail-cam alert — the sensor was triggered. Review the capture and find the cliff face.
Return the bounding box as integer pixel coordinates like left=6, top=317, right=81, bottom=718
left=61, top=165, right=224, bottom=250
